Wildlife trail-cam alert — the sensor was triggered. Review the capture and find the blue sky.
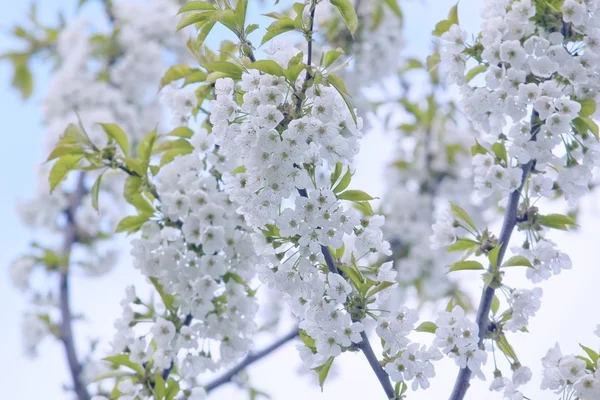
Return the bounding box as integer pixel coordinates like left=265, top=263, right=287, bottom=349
left=2, top=1, right=600, bottom=399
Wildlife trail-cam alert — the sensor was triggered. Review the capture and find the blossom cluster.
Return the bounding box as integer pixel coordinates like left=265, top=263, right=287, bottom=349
left=540, top=326, right=600, bottom=399
left=108, top=131, right=263, bottom=394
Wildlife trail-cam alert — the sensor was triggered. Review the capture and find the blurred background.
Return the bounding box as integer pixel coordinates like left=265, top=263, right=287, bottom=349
left=1, top=0, right=600, bottom=399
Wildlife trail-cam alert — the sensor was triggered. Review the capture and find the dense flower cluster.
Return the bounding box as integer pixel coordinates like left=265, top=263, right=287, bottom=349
left=540, top=329, right=600, bottom=399
left=206, top=41, right=438, bottom=388
left=434, top=306, right=488, bottom=379
left=441, top=0, right=600, bottom=204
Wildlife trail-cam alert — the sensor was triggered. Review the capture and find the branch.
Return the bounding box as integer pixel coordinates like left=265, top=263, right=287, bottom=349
left=293, top=3, right=394, bottom=398
left=60, top=172, right=91, bottom=400
left=448, top=115, right=538, bottom=400
left=205, top=328, right=299, bottom=392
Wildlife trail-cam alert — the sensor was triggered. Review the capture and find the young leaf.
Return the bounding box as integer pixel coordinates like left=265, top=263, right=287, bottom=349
left=49, top=154, right=84, bottom=193
left=261, top=18, right=297, bottom=45
left=100, top=123, right=129, bottom=156
left=538, top=213, right=577, bottom=231
left=450, top=203, right=479, bottom=233
left=103, top=354, right=144, bottom=374
left=167, top=127, right=194, bottom=138
left=415, top=321, right=438, bottom=334
left=332, top=167, right=352, bottom=193
left=491, top=295, right=500, bottom=315
left=383, top=0, right=403, bottom=19
left=249, top=60, right=285, bottom=77
left=160, top=64, right=195, bottom=89
left=176, top=11, right=213, bottom=32
left=177, top=1, right=216, bottom=14
left=139, top=130, right=157, bottom=169
left=448, top=3, right=459, bottom=25
left=312, top=357, right=335, bottom=391
left=235, top=0, right=247, bottom=28
left=330, top=0, right=358, bottom=35
left=337, top=190, right=374, bottom=202
left=91, top=171, right=104, bottom=212
left=577, top=98, right=596, bottom=117
left=502, top=255, right=533, bottom=268
left=446, top=238, right=480, bottom=252
left=488, top=245, right=501, bottom=269
left=448, top=260, right=484, bottom=272
left=580, top=344, right=600, bottom=365
left=115, top=215, right=151, bottom=234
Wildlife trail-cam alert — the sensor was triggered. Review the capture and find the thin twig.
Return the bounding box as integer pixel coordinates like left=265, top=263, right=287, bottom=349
left=60, top=172, right=91, bottom=400
left=205, top=328, right=299, bottom=392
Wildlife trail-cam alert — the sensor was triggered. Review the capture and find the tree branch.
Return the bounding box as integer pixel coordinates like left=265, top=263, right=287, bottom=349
left=205, top=328, right=299, bottom=393
left=448, top=115, right=538, bottom=400
left=60, top=172, right=91, bottom=400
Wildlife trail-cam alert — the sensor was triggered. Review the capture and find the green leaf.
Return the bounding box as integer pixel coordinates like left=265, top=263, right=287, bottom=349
left=123, top=157, right=144, bottom=176
left=580, top=344, right=600, bottom=365
left=165, top=377, right=180, bottom=400
left=448, top=3, right=459, bottom=25
left=246, top=23, right=259, bottom=36
left=182, top=70, right=208, bottom=87
left=432, top=19, right=453, bottom=37
left=491, top=295, right=500, bottom=315
left=160, top=64, right=195, bottom=89
left=581, top=116, right=599, bottom=139
left=205, top=61, right=244, bottom=79
left=154, top=372, right=166, bottom=400
left=450, top=203, right=479, bottom=233
left=330, top=162, right=343, bottom=188
left=326, top=73, right=357, bottom=126
left=353, top=201, right=373, bottom=216
left=299, top=329, right=316, bottom=350
left=312, top=357, right=335, bottom=392
left=103, top=354, right=144, bottom=374
left=502, top=255, right=533, bottom=268
left=466, top=65, right=488, bottom=83
left=249, top=60, right=285, bottom=77
left=448, top=260, right=484, bottom=272
left=496, top=333, right=518, bottom=362
left=415, top=321, right=438, bottom=334
left=91, top=172, right=104, bottom=212
left=577, top=98, right=596, bottom=117
left=323, top=48, right=344, bottom=68
left=337, top=190, right=374, bottom=202
left=491, top=142, right=507, bottom=163
left=332, top=167, right=352, bottom=193
left=337, top=264, right=363, bottom=289
left=91, top=370, right=136, bottom=383
left=46, top=144, right=84, bottom=162
left=538, top=213, right=578, bottom=231
left=139, top=130, right=157, bottom=169
left=100, top=123, right=129, bottom=156
left=576, top=355, right=596, bottom=371
left=115, top=215, right=151, bottom=234
left=331, top=0, right=358, bottom=35
left=196, top=19, right=217, bottom=47
left=176, top=11, right=213, bottom=32
left=153, top=138, right=195, bottom=155
left=383, top=0, right=403, bottom=19
left=177, top=1, right=216, bottom=13
left=167, top=127, right=194, bottom=138
left=49, top=155, right=84, bottom=193
left=12, top=62, right=33, bottom=99
left=471, top=140, right=488, bottom=156
left=426, top=52, right=441, bottom=71
left=366, top=281, right=395, bottom=298
left=124, top=176, right=143, bottom=204
left=261, top=18, right=297, bottom=45
left=446, top=238, right=480, bottom=252
left=235, top=0, right=248, bottom=29
left=214, top=9, right=239, bottom=33
left=488, top=245, right=501, bottom=269
left=149, top=277, right=175, bottom=310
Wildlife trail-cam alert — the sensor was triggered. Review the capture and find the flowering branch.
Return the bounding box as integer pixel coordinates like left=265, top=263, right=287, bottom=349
left=60, top=172, right=91, bottom=400
left=448, top=121, right=537, bottom=400
left=205, top=327, right=299, bottom=393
